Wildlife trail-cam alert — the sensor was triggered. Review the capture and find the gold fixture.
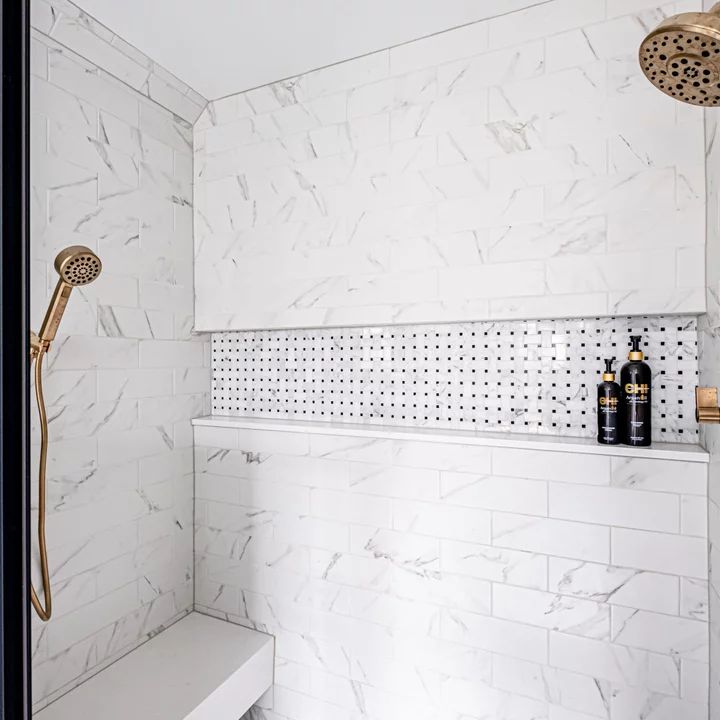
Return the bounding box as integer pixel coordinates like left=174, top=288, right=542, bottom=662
left=639, top=2, right=720, bottom=106
left=31, top=246, right=102, bottom=622
left=696, top=386, right=720, bottom=424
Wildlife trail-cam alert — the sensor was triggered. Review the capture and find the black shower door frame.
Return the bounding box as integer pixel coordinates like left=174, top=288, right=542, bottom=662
left=0, top=0, right=31, bottom=717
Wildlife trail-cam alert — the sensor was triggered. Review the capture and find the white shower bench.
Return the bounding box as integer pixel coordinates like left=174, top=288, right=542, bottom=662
left=35, top=612, right=274, bottom=720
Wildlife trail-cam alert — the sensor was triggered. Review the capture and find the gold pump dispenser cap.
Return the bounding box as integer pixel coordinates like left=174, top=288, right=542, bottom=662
left=628, top=335, right=644, bottom=362
left=602, top=358, right=615, bottom=382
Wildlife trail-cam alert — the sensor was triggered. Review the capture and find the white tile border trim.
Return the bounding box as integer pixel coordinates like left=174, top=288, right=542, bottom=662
left=192, top=415, right=709, bottom=463
left=31, top=0, right=207, bottom=122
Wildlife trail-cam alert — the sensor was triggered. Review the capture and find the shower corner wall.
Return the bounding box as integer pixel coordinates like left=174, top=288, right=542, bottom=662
left=29, top=0, right=210, bottom=709
left=702, top=101, right=720, bottom=718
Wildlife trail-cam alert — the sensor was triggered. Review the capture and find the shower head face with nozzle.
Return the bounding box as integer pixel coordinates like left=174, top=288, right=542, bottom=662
left=37, top=245, right=103, bottom=345
left=639, top=5, right=720, bottom=106
left=54, top=245, right=102, bottom=286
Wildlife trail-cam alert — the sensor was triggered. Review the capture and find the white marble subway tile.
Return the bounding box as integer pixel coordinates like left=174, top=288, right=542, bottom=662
left=48, top=583, right=137, bottom=655
left=678, top=246, right=706, bottom=291
left=139, top=102, right=192, bottom=154
left=30, top=38, right=47, bottom=80
left=681, top=578, right=709, bottom=622
left=237, top=478, right=311, bottom=515
left=47, top=44, right=140, bottom=127
left=681, top=658, right=710, bottom=704
left=549, top=483, right=679, bottom=533
left=487, top=0, right=605, bottom=49
left=612, top=528, right=708, bottom=579
left=30, top=0, right=56, bottom=35
left=611, top=607, right=708, bottom=662
left=610, top=687, right=707, bottom=720
left=389, top=21, right=489, bottom=76
left=545, top=29, right=599, bottom=73
left=438, top=260, right=545, bottom=300
left=493, top=513, right=610, bottom=563
left=309, top=550, right=392, bottom=592
left=173, top=367, right=211, bottom=395
left=439, top=607, right=548, bottom=664
left=310, top=488, right=393, bottom=528
left=549, top=632, right=680, bottom=696
left=610, top=457, right=707, bottom=495
left=493, top=584, right=609, bottom=639
left=441, top=472, right=547, bottom=515
left=275, top=515, right=350, bottom=553
left=231, top=429, right=310, bottom=457
left=681, top=495, right=708, bottom=538
left=138, top=394, right=204, bottom=427
left=305, top=51, right=390, bottom=99
left=139, top=339, right=204, bottom=368
left=546, top=251, right=676, bottom=296
left=349, top=463, right=439, bottom=500
left=31, top=74, right=97, bottom=137
left=548, top=558, right=680, bottom=616
left=50, top=15, right=150, bottom=90
left=351, top=525, right=440, bottom=568
left=493, top=448, right=611, bottom=485
left=607, top=205, right=705, bottom=253
left=438, top=41, right=545, bottom=97
left=441, top=539, right=547, bottom=589
left=490, top=292, right=609, bottom=321
left=97, top=427, right=174, bottom=465
left=441, top=676, right=548, bottom=720
left=48, top=335, right=138, bottom=371
left=609, top=287, right=705, bottom=316
left=492, top=655, right=611, bottom=718
left=546, top=168, right=677, bottom=220
left=43, top=397, right=137, bottom=441
left=485, top=216, right=606, bottom=263
left=392, top=499, right=491, bottom=544
left=41, top=369, right=97, bottom=408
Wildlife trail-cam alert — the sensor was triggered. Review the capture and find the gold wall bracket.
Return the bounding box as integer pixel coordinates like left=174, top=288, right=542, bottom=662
left=696, top=387, right=720, bottom=424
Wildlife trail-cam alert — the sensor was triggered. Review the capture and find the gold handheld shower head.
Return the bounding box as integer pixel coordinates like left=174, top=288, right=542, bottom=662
left=639, top=3, right=720, bottom=106
left=30, top=245, right=102, bottom=622
left=37, top=245, right=102, bottom=346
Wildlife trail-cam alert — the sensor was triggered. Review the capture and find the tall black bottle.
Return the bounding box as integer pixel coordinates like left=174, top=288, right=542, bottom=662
left=620, top=335, right=652, bottom=447
left=597, top=359, right=621, bottom=445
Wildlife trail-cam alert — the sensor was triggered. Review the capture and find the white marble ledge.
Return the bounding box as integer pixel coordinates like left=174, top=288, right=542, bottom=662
left=35, top=612, right=274, bottom=720
left=192, top=416, right=709, bottom=463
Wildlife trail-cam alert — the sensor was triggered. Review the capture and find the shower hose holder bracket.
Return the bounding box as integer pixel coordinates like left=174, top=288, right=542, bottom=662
left=696, top=386, right=720, bottom=424
left=30, top=331, right=49, bottom=358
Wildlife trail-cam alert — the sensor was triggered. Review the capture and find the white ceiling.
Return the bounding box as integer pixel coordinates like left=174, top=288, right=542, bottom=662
left=74, top=0, right=542, bottom=100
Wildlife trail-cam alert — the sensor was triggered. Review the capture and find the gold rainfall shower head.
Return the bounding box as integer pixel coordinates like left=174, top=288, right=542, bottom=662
left=38, top=245, right=102, bottom=346
left=639, top=3, right=720, bottom=106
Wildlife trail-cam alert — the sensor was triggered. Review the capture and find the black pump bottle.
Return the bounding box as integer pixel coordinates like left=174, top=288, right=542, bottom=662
left=620, top=335, right=652, bottom=447
left=597, top=359, right=621, bottom=445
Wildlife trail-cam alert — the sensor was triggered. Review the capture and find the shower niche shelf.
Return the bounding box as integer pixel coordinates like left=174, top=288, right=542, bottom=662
left=35, top=613, right=274, bottom=720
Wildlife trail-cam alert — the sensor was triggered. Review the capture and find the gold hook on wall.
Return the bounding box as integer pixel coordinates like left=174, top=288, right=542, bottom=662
left=696, top=387, right=720, bottom=424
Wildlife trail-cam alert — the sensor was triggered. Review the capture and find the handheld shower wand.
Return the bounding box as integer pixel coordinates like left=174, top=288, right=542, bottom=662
left=31, top=246, right=102, bottom=621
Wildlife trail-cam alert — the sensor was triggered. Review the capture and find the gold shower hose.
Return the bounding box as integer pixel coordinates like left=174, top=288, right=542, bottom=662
left=31, top=343, right=52, bottom=621
left=29, top=245, right=102, bottom=622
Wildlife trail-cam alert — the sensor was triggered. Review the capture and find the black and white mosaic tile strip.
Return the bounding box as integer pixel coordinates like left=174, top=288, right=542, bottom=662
left=212, top=316, right=699, bottom=442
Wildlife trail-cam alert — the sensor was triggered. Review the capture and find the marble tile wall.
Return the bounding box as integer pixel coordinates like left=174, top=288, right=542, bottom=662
left=213, top=315, right=699, bottom=444
left=699, top=0, right=720, bottom=708
left=31, top=0, right=207, bottom=123
left=193, top=0, right=706, bottom=332
left=195, top=425, right=710, bottom=720
left=29, top=17, right=209, bottom=711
